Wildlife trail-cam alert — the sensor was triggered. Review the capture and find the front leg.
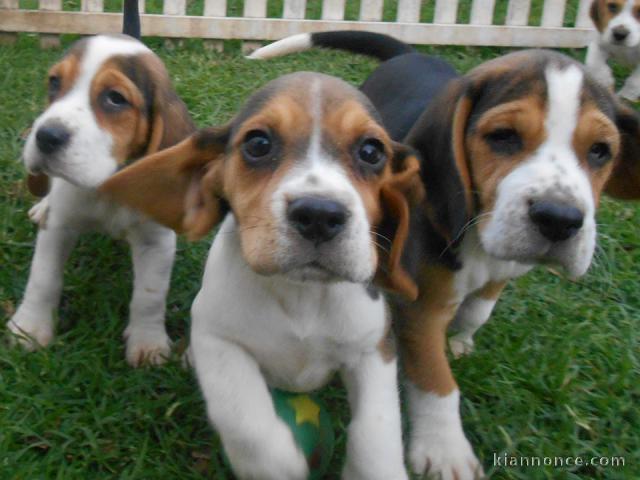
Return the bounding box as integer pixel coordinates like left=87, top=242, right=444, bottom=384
left=124, top=222, right=176, bottom=367
left=448, top=281, right=505, bottom=358
left=191, top=331, right=308, bottom=480
left=398, top=267, right=481, bottom=480
left=585, top=41, right=614, bottom=90
left=8, top=225, right=79, bottom=348
left=341, top=338, right=407, bottom=480
left=618, top=64, right=640, bottom=102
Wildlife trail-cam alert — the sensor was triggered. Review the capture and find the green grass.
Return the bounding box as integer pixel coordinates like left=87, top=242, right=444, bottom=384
left=0, top=34, right=638, bottom=479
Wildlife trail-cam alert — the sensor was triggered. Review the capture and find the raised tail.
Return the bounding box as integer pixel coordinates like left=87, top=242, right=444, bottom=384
left=248, top=31, right=414, bottom=61
left=123, top=0, right=141, bottom=40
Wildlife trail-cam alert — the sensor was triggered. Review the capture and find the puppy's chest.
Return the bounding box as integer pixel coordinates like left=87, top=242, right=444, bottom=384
left=602, top=43, right=640, bottom=66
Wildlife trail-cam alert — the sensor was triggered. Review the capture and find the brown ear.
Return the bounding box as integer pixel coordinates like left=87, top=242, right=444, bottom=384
left=26, top=173, right=50, bottom=197
left=374, top=145, right=424, bottom=301
left=607, top=104, right=640, bottom=199
left=590, top=0, right=603, bottom=32
left=100, top=127, right=230, bottom=239
left=405, top=80, right=474, bottom=245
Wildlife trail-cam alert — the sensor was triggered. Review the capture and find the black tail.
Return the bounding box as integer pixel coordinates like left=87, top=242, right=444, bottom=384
left=123, top=0, right=141, bottom=39
left=311, top=31, right=414, bottom=61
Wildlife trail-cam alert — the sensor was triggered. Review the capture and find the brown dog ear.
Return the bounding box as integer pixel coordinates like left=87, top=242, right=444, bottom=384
left=374, top=144, right=424, bottom=301
left=590, top=0, right=603, bottom=32
left=404, top=79, right=473, bottom=245
left=100, top=127, right=230, bottom=239
left=607, top=104, right=640, bottom=199
left=26, top=173, right=50, bottom=197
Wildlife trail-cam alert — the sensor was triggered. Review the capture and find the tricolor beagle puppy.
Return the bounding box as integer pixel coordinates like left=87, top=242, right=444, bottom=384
left=7, top=1, right=194, bottom=366
left=587, top=0, right=640, bottom=101
left=100, top=71, right=422, bottom=479
left=251, top=32, right=640, bottom=479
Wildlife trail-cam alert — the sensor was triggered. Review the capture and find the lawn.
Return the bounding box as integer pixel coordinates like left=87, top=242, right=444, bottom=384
left=0, top=34, right=638, bottom=480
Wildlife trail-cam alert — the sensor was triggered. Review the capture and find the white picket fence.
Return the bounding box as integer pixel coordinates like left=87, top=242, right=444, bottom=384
left=0, top=0, right=596, bottom=49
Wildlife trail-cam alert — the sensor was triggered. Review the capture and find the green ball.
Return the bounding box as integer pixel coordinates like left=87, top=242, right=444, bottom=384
left=271, top=389, right=335, bottom=480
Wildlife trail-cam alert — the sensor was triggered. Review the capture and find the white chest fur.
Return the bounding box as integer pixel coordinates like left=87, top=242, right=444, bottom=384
left=191, top=215, right=388, bottom=392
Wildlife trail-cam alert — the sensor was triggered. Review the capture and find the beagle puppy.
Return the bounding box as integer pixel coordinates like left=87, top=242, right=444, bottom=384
left=587, top=0, right=640, bottom=101
left=7, top=1, right=194, bottom=366
left=250, top=32, right=640, bottom=479
left=100, top=72, right=422, bottom=479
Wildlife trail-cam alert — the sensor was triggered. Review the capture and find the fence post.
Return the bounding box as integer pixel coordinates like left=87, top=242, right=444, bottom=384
left=204, top=0, right=226, bottom=51
left=0, top=0, right=18, bottom=44
left=39, top=0, right=62, bottom=48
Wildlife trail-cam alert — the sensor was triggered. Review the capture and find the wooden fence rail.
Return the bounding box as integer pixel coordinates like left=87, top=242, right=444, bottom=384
left=0, top=0, right=596, bottom=49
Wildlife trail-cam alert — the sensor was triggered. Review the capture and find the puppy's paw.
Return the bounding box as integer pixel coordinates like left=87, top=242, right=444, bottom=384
left=618, top=85, right=640, bottom=103
left=124, top=325, right=171, bottom=367
left=225, top=421, right=308, bottom=480
left=7, top=310, right=54, bottom=350
left=409, top=429, right=482, bottom=480
left=448, top=336, right=474, bottom=359
left=28, top=197, right=50, bottom=228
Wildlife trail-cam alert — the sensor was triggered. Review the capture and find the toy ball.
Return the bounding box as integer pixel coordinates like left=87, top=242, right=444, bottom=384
left=271, top=389, right=335, bottom=479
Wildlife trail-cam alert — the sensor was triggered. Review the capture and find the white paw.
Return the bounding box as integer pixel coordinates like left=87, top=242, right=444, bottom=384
left=225, top=420, right=308, bottom=480
left=7, top=308, right=54, bottom=350
left=28, top=197, right=50, bottom=228
left=181, top=345, right=194, bottom=369
left=618, top=85, right=640, bottom=102
left=449, top=336, right=475, bottom=359
left=343, top=460, right=408, bottom=480
left=124, top=326, right=171, bottom=367
left=409, top=429, right=483, bottom=480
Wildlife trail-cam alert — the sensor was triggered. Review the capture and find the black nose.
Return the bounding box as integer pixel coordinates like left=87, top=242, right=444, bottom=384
left=528, top=200, right=584, bottom=242
left=35, top=123, right=70, bottom=154
left=287, top=197, right=348, bottom=245
left=613, top=26, right=629, bottom=42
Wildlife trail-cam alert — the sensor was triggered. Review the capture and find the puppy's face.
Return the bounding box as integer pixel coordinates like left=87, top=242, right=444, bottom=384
left=416, top=50, right=639, bottom=278
left=24, top=34, right=192, bottom=190
left=101, top=73, right=421, bottom=298
left=591, top=0, right=640, bottom=48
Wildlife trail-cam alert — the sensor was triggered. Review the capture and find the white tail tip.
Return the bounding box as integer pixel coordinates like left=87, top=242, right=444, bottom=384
left=246, top=33, right=313, bottom=60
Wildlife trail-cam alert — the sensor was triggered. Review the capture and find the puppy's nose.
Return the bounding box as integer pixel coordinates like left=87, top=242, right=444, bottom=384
left=287, top=197, right=348, bottom=244
left=612, top=26, right=630, bottom=42
left=528, top=200, right=584, bottom=242
left=36, top=123, right=70, bottom=154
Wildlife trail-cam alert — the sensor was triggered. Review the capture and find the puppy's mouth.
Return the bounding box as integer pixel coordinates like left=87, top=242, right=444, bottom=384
left=284, top=261, right=343, bottom=283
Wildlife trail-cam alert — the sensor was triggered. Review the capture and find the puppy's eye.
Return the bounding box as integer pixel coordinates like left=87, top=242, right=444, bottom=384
left=48, top=75, right=61, bottom=100
left=100, top=89, right=130, bottom=112
left=484, top=128, right=523, bottom=155
left=356, top=138, right=386, bottom=171
left=607, top=2, right=619, bottom=13
left=587, top=142, right=612, bottom=168
left=242, top=130, right=272, bottom=162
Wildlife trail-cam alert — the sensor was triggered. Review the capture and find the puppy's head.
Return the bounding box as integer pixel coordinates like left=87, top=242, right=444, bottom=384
left=590, top=0, right=640, bottom=48
left=24, top=34, right=193, bottom=193
left=411, top=49, right=640, bottom=278
left=101, top=72, right=422, bottom=299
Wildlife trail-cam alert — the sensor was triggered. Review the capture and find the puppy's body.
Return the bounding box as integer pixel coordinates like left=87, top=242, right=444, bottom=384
left=250, top=33, right=640, bottom=479
left=8, top=32, right=194, bottom=366
left=102, top=72, right=422, bottom=479
left=586, top=0, right=640, bottom=100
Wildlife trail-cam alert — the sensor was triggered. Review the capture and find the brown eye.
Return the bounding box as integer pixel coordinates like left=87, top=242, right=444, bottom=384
left=100, top=89, right=130, bottom=112
left=587, top=142, right=612, bottom=168
left=608, top=2, right=619, bottom=13
left=242, top=130, right=272, bottom=163
left=484, top=128, right=523, bottom=155
left=356, top=138, right=386, bottom=171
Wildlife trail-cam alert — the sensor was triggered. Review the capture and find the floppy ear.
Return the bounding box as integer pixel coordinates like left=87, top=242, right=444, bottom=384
left=404, top=79, right=473, bottom=245
left=145, top=77, right=195, bottom=155
left=590, top=0, right=603, bottom=32
left=26, top=173, right=50, bottom=197
left=374, top=143, right=424, bottom=301
left=100, top=127, right=230, bottom=239
left=607, top=104, right=640, bottom=199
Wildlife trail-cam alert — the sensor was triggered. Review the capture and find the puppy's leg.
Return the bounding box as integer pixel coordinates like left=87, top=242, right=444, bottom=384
left=399, top=267, right=482, bottom=480
left=191, top=333, right=308, bottom=480
left=619, top=65, right=640, bottom=101
left=341, top=339, right=407, bottom=480
left=448, top=281, right=505, bottom=358
left=124, top=222, right=176, bottom=367
left=8, top=226, right=79, bottom=348
left=585, top=42, right=614, bottom=90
